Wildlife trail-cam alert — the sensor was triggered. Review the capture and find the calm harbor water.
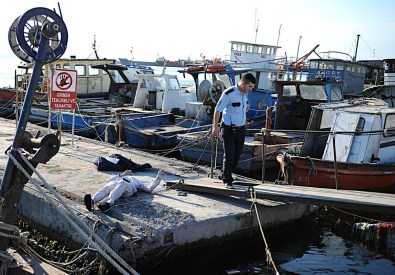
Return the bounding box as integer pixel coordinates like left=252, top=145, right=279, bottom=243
left=141, top=214, right=395, bottom=275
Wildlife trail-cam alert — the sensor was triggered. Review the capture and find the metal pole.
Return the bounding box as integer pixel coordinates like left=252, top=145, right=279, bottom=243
left=0, top=36, right=50, bottom=250
left=332, top=134, right=339, bottom=189
left=72, top=109, right=75, bottom=146
left=210, top=134, right=215, bottom=178
left=292, top=36, right=302, bottom=81
left=296, top=36, right=302, bottom=62
left=14, top=70, right=19, bottom=124
left=261, top=128, right=266, bottom=183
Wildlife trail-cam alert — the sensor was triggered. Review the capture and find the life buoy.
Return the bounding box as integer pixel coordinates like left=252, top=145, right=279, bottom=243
left=186, top=66, right=204, bottom=72
left=206, top=65, right=227, bottom=73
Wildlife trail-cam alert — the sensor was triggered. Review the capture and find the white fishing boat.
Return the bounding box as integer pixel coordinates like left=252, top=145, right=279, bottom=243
left=280, top=98, right=395, bottom=191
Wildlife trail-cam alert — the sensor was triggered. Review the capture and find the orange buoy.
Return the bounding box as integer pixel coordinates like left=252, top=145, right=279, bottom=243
left=206, top=65, right=227, bottom=73
left=186, top=66, right=205, bottom=72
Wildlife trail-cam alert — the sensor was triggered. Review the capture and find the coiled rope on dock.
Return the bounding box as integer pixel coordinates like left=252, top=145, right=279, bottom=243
left=7, top=150, right=139, bottom=275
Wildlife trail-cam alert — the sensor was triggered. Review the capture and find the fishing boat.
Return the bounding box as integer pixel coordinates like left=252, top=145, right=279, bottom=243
left=24, top=61, right=156, bottom=137
left=177, top=78, right=345, bottom=177
left=94, top=72, right=209, bottom=150
left=280, top=98, right=395, bottom=191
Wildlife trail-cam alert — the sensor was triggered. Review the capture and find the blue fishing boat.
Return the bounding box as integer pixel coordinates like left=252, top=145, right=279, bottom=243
left=95, top=112, right=210, bottom=149
left=306, top=58, right=367, bottom=96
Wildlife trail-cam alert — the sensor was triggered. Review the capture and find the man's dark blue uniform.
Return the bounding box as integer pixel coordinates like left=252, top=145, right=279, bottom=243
left=212, top=73, right=256, bottom=188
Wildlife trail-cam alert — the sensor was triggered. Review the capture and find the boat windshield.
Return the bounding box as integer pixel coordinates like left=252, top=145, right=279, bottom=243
left=330, top=86, right=343, bottom=101
left=168, top=78, right=181, bottom=90
left=141, top=76, right=181, bottom=90
left=299, top=84, right=327, bottom=101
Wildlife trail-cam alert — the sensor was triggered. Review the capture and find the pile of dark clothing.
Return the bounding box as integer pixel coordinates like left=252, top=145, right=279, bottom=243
left=93, top=154, right=152, bottom=172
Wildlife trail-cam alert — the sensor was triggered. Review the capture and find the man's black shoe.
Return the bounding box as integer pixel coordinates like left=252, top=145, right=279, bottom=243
left=98, top=202, right=110, bottom=212
left=224, top=183, right=234, bottom=189
left=84, top=194, right=93, bottom=211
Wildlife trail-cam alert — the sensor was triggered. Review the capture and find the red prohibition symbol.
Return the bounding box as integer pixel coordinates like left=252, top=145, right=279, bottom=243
left=56, top=72, right=73, bottom=90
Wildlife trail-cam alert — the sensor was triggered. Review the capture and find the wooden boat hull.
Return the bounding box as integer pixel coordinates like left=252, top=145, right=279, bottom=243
left=286, top=156, right=395, bottom=191
left=178, top=133, right=298, bottom=175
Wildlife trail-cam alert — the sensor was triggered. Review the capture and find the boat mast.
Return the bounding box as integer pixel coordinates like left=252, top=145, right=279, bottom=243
left=254, top=7, right=259, bottom=43
left=130, top=46, right=134, bottom=65
left=276, top=24, right=282, bottom=47
left=352, top=34, right=360, bottom=62
left=92, top=35, right=99, bottom=59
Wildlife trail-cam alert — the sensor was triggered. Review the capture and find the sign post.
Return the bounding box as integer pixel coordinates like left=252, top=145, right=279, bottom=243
left=50, top=68, right=77, bottom=145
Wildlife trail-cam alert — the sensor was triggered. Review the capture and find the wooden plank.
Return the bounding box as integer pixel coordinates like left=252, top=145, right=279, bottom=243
left=168, top=177, right=395, bottom=215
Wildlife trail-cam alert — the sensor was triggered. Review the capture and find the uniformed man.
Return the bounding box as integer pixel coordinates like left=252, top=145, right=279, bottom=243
left=212, top=73, right=256, bottom=188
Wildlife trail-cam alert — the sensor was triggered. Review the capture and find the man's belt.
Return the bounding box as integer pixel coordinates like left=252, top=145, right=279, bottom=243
left=221, top=124, right=245, bottom=131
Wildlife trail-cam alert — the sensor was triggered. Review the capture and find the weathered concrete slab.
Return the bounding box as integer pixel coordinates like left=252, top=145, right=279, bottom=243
left=0, top=118, right=312, bottom=265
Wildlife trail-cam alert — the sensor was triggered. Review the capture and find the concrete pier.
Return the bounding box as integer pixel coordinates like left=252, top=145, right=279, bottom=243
left=0, top=118, right=313, bottom=268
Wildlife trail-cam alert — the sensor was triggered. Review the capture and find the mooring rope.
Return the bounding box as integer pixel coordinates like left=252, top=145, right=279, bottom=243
left=248, top=187, right=279, bottom=275
left=8, top=151, right=138, bottom=275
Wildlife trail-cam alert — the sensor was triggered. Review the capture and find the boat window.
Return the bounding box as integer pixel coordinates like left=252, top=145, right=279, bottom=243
left=140, top=79, right=148, bottom=88
left=266, top=48, right=271, bottom=55
left=63, top=64, right=70, bottom=69
left=326, top=61, right=335, bottom=69
left=74, top=65, right=86, bottom=76
left=89, top=65, right=100, bottom=76
left=110, top=71, right=126, bottom=84
left=247, top=45, right=254, bottom=53
left=155, top=77, right=167, bottom=90
left=351, top=65, right=357, bottom=73
left=217, top=74, right=232, bottom=88
left=299, top=85, right=327, bottom=100
left=168, top=78, right=181, bottom=90
left=384, top=114, right=395, bottom=136
left=335, top=62, right=344, bottom=70
left=310, top=61, right=319, bottom=69
left=355, top=118, right=365, bottom=135
left=55, top=64, right=61, bottom=69
left=346, top=64, right=352, bottom=72
left=360, top=66, right=366, bottom=74
left=330, top=86, right=343, bottom=101
left=282, top=85, right=297, bottom=97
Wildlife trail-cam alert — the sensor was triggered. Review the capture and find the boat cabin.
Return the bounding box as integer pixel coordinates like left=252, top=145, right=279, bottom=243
left=229, top=41, right=280, bottom=71
left=43, top=58, right=117, bottom=98
left=132, top=73, right=196, bottom=113
left=383, top=59, right=395, bottom=85
left=91, top=63, right=139, bottom=104
left=300, top=99, right=395, bottom=164
left=306, top=59, right=367, bottom=96
left=273, top=79, right=344, bottom=130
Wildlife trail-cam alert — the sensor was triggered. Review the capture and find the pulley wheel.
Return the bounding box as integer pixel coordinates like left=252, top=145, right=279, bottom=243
left=8, top=7, right=68, bottom=63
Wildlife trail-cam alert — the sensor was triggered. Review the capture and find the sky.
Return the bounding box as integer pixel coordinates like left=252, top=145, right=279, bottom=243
left=1, top=0, right=395, bottom=87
